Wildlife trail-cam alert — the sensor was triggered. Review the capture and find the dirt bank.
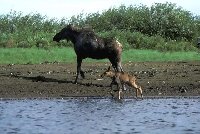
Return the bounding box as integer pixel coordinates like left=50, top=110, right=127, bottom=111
left=0, top=62, right=200, bottom=99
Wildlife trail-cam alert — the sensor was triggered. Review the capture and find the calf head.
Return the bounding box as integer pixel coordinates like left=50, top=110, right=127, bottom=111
left=101, top=66, right=113, bottom=78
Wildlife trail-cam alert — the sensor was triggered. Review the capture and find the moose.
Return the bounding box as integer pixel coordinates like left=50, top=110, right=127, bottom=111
left=53, top=24, right=123, bottom=84
left=101, top=66, right=143, bottom=99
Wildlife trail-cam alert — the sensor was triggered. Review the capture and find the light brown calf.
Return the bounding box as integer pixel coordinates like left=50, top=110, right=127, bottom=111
left=101, top=66, right=143, bottom=99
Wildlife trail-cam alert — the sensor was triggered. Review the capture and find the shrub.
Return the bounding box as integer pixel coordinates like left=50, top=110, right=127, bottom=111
left=17, top=41, right=31, bottom=48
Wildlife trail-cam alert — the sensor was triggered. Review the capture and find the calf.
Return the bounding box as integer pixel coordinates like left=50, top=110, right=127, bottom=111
left=101, top=66, right=143, bottom=99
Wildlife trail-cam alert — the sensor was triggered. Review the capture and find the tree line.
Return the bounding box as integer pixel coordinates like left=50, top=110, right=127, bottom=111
left=0, top=2, right=199, bottom=51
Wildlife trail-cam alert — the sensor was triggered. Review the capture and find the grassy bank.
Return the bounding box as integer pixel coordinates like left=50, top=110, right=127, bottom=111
left=0, top=47, right=199, bottom=64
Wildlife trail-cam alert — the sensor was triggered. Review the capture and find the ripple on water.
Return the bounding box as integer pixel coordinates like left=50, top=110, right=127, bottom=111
left=0, top=98, right=200, bottom=133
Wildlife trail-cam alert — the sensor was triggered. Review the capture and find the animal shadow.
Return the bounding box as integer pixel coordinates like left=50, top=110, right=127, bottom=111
left=8, top=74, right=104, bottom=88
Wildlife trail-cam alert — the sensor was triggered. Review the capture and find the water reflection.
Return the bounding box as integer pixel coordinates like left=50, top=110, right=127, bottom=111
left=0, top=98, right=200, bottom=134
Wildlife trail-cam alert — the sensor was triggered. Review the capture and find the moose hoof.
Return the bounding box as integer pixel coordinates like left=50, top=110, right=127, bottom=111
left=73, top=80, right=78, bottom=84
left=80, top=71, right=85, bottom=79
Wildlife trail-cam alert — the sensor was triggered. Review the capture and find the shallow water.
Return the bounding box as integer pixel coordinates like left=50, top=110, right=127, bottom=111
left=0, top=98, right=200, bottom=134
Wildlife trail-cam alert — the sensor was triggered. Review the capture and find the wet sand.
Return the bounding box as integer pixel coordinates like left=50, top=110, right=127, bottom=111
left=0, top=62, right=200, bottom=99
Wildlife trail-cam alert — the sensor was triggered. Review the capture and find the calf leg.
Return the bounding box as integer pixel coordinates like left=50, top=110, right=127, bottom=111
left=116, top=63, right=126, bottom=92
left=119, top=89, right=122, bottom=100
left=132, top=82, right=143, bottom=98
left=112, top=61, right=127, bottom=91
left=117, top=61, right=127, bottom=91
left=138, top=86, right=143, bottom=98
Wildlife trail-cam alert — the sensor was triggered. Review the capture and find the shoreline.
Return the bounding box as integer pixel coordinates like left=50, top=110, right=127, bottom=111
left=1, top=96, right=200, bottom=101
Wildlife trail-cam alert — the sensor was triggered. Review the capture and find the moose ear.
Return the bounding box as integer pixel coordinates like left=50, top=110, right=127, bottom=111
left=67, top=24, right=80, bottom=31
left=67, top=24, right=72, bottom=29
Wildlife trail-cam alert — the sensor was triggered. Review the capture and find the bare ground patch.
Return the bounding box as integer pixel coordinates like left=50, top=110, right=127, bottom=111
left=0, top=62, right=200, bottom=99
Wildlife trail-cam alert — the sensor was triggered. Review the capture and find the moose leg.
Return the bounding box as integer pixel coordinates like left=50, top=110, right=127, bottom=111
left=110, top=77, right=118, bottom=98
left=110, top=59, right=126, bottom=90
left=110, top=79, right=115, bottom=98
left=114, top=60, right=127, bottom=91
left=116, top=59, right=127, bottom=92
left=74, top=57, right=84, bottom=84
left=80, top=70, right=85, bottom=79
left=110, top=77, right=116, bottom=90
left=119, top=82, right=126, bottom=99
left=117, top=60, right=123, bottom=72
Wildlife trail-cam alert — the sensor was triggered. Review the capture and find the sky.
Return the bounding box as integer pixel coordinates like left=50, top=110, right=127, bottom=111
left=0, top=0, right=199, bottom=19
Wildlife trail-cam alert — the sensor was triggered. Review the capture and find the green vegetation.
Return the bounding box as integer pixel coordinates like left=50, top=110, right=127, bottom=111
left=0, top=48, right=199, bottom=64
left=0, top=2, right=200, bottom=64
left=0, top=2, right=200, bottom=51
left=122, top=49, right=200, bottom=62
left=0, top=47, right=76, bottom=64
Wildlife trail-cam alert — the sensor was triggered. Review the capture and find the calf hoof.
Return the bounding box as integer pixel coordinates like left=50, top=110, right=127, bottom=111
left=110, top=92, right=114, bottom=98
left=141, top=94, right=143, bottom=98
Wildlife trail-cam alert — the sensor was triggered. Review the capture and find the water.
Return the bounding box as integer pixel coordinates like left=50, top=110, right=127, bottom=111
left=0, top=98, right=200, bottom=134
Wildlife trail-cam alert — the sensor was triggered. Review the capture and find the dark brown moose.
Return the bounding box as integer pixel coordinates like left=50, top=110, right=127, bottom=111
left=53, top=24, right=123, bottom=83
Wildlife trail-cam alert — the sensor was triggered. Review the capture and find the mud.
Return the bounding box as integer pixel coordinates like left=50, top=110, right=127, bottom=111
left=0, top=62, right=200, bottom=99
